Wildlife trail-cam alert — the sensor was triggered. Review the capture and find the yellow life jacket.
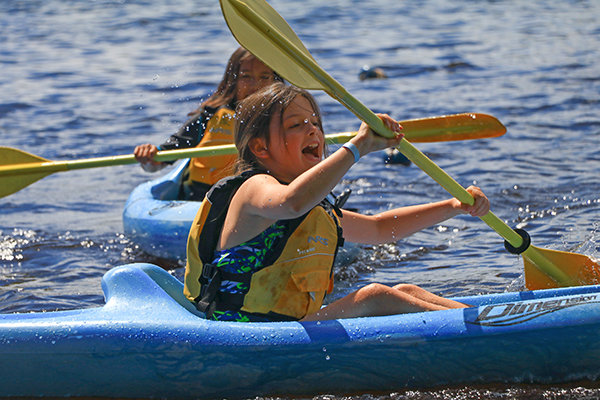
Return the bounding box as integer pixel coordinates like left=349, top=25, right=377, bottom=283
left=184, top=171, right=345, bottom=321
left=188, top=107, right=237, bottom=185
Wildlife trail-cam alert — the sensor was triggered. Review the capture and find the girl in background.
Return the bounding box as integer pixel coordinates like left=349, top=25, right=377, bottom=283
left=134, top=47, right=282, bottom=200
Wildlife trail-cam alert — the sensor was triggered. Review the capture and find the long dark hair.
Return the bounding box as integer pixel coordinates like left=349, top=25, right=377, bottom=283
left=233, top=83, right=325, bottom=174
left=190, top=47, right=283, bottom=115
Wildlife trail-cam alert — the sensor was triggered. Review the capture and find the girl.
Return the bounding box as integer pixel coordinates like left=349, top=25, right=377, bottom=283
left=134, top=47, right=283, bottom=200
left=184, top=83, right=490, bottom=322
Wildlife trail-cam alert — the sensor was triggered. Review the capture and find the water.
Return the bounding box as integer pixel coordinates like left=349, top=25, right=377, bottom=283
left=1, top=0, right=599, bottom=398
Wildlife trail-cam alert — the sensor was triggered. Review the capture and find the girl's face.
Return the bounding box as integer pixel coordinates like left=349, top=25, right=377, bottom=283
left=235, top=58, right=278, bottom=102
left=263, top=95, right=324, bottom=182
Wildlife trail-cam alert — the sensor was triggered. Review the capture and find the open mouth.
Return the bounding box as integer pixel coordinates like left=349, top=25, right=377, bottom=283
left=302, top=143, right=320, bottom=159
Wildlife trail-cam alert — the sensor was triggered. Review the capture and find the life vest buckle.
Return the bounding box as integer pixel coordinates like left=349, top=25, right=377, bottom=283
left=201, top=263, right=218, bottom=281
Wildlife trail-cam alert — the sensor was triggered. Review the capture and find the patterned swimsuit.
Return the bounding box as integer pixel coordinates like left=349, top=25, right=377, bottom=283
left=210, top=221, right=288, bottom=322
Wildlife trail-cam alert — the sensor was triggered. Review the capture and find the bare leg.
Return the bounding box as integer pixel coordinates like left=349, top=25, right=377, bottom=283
left=392, top=283, right=469, bottom=309
left=301, top=283, right=469, bottom=322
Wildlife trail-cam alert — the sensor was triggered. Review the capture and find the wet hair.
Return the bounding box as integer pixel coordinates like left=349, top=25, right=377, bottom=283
left=233, top=82, right=325, bottom=174
left=191, top=47, right=283, bottom=114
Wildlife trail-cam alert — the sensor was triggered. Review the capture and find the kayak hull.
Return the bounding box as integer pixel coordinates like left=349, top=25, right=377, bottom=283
left=2, top=263, right=600, bottom=399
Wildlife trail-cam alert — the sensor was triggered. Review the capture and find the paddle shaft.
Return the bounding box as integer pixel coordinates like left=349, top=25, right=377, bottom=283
left=0, top=113, right=505, bottom=178
left=0, top=132, right=344, bottom=178
left=228, top=0, right=575, bottom=286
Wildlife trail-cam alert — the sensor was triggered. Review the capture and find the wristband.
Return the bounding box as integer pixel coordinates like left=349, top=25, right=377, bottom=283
left=342, top=142, right=360, bottom=163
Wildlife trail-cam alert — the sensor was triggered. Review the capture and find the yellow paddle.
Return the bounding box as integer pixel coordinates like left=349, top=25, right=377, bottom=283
left=0, top=114, right=504, bottom=199
left=219, top=0, right=600, bottom=290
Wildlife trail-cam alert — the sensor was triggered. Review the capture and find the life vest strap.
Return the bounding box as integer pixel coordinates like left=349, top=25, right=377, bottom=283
left=198, top=263, right=254, bottom=316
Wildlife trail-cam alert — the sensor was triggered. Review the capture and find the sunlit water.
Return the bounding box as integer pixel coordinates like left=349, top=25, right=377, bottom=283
left=1, top=0, right=600, bottom=398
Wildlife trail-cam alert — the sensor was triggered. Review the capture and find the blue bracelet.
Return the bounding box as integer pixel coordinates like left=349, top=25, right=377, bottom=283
left=342, top=142, right=360, bottom=163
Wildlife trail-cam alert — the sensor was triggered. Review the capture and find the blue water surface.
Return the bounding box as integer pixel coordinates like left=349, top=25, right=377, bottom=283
left=1, top=0, right=600, bottom=398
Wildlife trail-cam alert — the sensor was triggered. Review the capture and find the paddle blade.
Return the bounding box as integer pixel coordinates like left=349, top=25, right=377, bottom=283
left=220, top=0, right=324, bottom=90
left=0, top=147, right=52, bottom=198
left=524, top=246, right=600, bottom=290
left=401, top=113, right=506, bottom=142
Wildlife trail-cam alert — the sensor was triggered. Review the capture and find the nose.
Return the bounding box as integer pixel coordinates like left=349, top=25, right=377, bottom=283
left=305, top=119, right=319, bottom=136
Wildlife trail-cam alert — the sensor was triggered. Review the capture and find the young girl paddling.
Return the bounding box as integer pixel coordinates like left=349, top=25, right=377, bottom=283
left=184, top=83, right=490, bottom=322
left=134, top=47, right=283, bottom=200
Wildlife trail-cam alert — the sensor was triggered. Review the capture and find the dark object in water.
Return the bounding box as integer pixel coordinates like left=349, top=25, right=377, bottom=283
left=383, top=147, right=411, bottom=165
left=359, top=66, right=388, bottom=80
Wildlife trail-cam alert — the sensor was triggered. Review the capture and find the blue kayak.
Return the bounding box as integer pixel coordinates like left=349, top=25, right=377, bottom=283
left=123, top=160, right=198, bottom=260
left=123, top=160, right=359, bottom=264
left=2, top=262, right=600, bottom=399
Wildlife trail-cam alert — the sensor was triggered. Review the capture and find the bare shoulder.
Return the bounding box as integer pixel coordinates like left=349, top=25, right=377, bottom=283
left=243, top=173, right=279, bottom=187
left=233, top=173, right=281, bottom=204
left=218, top=174, right=281, bottom=250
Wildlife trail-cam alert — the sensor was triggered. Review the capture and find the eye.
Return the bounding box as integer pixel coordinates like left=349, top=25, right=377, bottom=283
left=285, top=119, right=302, bottom=130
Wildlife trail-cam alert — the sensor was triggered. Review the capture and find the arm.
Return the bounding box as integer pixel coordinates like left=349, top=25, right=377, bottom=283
left=242, top=114, right=404, bottom=220
left=158, top=111, right=206, bottom=151
left=134, top=111, right=208, bottom=172
left=218, top=114, right=404, bottom=250
left=220, top=163, right=365, bottom=250
left=340, top=186, right=490, bottom=245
